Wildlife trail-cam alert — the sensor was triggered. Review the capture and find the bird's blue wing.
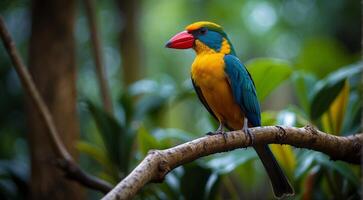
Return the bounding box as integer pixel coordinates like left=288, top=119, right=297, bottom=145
left=225, top=56, right=293, bottom=197
left=224, top=54, right=261, bottom=127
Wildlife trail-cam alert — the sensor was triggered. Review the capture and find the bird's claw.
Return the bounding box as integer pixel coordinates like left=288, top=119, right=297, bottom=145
left=206, top=131, right=216, bottom=136
left=222, top=132, right=228, bottom=142
left=206, top=130, right=228, bottom=142
left=243, top=118, right=255, bottom=146
left=244, top=128, right=255, bottom=146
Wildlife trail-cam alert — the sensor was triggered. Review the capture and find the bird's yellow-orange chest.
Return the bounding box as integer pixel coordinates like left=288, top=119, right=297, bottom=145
left=191, top=53, right=225, bottom=86
left=191, top=52, right=244, bottom=129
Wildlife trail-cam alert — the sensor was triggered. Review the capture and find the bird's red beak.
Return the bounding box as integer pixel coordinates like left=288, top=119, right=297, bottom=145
left=165, top=31, right=195, bottom=49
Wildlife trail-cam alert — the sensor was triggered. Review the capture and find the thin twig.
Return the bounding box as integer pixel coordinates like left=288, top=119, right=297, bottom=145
left=0, top=16, right=113, bottom=194
left=0, top=16, right=72, bottom=161
left=102, top=125, right=362, bottom=200
left=83, top=0, right=113, bottom=114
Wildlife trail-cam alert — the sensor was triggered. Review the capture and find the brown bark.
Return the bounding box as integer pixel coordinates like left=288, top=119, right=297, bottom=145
left=0, top=16, right=113, bottom=194
left=117, top=0, right=142, bottom=86
left=27, top=0, right=84, bottom=199
left=102, top=125, right=362, bottom=200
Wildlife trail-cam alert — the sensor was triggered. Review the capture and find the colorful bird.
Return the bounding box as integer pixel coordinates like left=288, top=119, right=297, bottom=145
left=166, top=21, right=294, bottom=198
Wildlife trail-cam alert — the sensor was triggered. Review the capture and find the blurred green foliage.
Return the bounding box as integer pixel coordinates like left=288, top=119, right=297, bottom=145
left=0, top=0, right=361, bottom=199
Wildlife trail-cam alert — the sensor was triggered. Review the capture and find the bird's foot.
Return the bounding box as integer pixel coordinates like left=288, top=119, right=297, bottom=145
left=243, top=118, right=255, bottom=146
left=243, top=128, right=255, bottom=146
left=207, top=123, right=227, bottom=142
left=206, top=131, right=216, bottom=135
left=206, top=130, right=225, bottom=135
left=207, top=130, right=228, bottom=142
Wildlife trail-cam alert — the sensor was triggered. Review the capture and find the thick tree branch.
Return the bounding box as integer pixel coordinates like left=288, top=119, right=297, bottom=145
left=0, top=16, right=112, bottom=194
left=102, top=125, right=362, bottom=200
left=83, top=0, right=113, bottom=114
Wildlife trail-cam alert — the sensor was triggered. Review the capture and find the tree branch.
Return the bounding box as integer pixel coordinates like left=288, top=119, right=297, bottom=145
left=102, top=125, right=362, bottom=200
left=83, top=0, right=113, bottom=114
left=0, top=16, right=112, bottom=194
left=0, top=17, right=72, bottom=162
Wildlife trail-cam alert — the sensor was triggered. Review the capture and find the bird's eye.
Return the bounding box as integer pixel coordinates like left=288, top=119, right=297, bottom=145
left=200, top=28, right=207, bottom=35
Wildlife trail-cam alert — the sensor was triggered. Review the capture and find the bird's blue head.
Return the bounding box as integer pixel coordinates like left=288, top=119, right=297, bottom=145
left=166, top=21, right=236, bottom=55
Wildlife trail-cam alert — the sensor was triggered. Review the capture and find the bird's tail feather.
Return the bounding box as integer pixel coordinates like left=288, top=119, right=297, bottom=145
left=254, top=145, right=294, bottom=198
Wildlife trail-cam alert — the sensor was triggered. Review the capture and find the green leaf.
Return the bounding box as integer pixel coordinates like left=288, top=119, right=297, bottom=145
left=261, top=111, right=277, bottom=126
left=285, top=105, right=311, bottom=127
left=318, top=156, right=360, bottom=188
left=291, top=71, right=317, bottom=114
left=161, top=170, right=182, bottom=199
left=246, top=58, right=293, bottom=102
left=321, top=80, right=350, bottom=135
left=205, top=149, right=256, bottom=174
left=134, top=95, right=168, bottom=119
left=310, top=62, right=363, bottom=120
left=137, top=126, right=160, bottom=155
left=295, top=151, right=318, bottom=179
left=87, top=101, right=134, bottom=174
left=118, top=93, right=135, bottom=125
left=153, top=128, right=194, bottom=143
left=204, top=173, right=220, bottom=200
left=88, top=101, right=122, bottom=164
left=76, top=141, right=114, bottom=173
left=180, top=163, right=217, bottom=200
left=296, top=151, right=360, bottom=190
left=341, top=93, right=362, bottom=135
left=128, top=79, right=159, bottom=96
left=310, top=79, right=345, bottom=121
left=270, top=144, right=296, bottom=177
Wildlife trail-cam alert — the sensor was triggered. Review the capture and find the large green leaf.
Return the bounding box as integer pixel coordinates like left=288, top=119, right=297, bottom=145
left=246, top=58, right=293, bottom=102
left=318, top=156, right=360, bottom=188
left=310, top=62, right=363, bottom=120
left=295, top=151, right=319, bottom=179
left=134, top=95, right=168, bottom=120
left=291, top=71, right=317, bottom=114
left=261, top=111, right=277, bottom=126
left=295, top=151, right=360, bottom=190
left=205, top=149, right=256, bottom=174
left=180, top=163, right=219, bottom=200
left=153, top=128, right=194, bottom=143
left=118, top=93, right=135, bottom=125
left=76, top=141, right=115, bottom=174
left=160, top=170, right=183, bottom=199
left=88, top=101, right=122, bottom=164
left=341, top=93, right=362, bottom=135
left=87, top=101, right=134, bottom=174
left=321, top=80, right=350, bottom=135
left=129, top=78, right=177, bottom=120
left=204, top=172, right=220, bottom=200
left=137, top=126, right=160, bottom=155
left=270, top=144, right=296, bottom=178
left=310, top=79, right=345, bottom=121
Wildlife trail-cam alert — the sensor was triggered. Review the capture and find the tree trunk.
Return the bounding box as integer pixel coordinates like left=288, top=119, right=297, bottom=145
left=117, top=0, right=142, bottom=86
left=27, top=0, right=84, bottom=199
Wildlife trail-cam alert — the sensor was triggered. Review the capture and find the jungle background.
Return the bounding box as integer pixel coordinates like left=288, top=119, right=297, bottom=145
left=0, top=0, right=361, bottom=199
